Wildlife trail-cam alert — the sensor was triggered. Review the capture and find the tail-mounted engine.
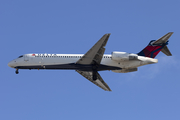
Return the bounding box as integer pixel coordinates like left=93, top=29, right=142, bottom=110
left=111, top=51, right=138, bottom=62
left=112, top=68, right=138, bottom=73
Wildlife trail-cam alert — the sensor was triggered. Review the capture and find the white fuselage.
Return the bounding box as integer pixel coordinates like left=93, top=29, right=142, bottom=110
left=7, top=32, right=172, bottom=91
left=8, top=53, right=158, bottom=73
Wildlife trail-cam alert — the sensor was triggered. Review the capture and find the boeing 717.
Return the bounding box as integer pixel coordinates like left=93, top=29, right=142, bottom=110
left=8, top=32, right=173, bottom=91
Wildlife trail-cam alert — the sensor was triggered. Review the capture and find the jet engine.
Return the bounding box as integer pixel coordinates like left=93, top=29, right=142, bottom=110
left=112, top=68, right=138, bottom=73
left=111, top=51, right=138, bottom=62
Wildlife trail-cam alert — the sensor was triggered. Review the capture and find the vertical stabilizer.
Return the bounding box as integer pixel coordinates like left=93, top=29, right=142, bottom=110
left=138, top=32, right=173, bottom=58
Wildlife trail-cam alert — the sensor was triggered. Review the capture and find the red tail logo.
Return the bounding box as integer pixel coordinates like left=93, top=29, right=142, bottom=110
left=138, top=40, right=165, bottom=58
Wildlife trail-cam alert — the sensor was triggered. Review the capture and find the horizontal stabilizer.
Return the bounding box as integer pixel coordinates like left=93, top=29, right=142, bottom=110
left=138, top=32, right=173, bottom=58
left=153, top=32, right=173, bottom=44
left=161, top=45, right=172, bottom=56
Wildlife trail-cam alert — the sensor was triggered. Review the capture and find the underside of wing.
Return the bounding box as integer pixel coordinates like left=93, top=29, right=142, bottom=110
left=76, top=70, right=111, bottom=91
left=76, top=34, right=111, bottom=65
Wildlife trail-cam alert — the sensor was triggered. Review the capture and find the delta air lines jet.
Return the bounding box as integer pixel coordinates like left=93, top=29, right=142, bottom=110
left=8, top=32, right=173, bottom=91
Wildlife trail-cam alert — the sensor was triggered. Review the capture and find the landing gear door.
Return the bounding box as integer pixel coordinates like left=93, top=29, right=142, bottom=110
left=24, top=55, right=29, bottom=61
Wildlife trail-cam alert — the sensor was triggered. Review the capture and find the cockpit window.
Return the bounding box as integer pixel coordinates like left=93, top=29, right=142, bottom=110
left=18, top=55, right=23, bottom=58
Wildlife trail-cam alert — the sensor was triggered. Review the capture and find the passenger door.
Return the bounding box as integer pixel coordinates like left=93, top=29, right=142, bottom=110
left=24, top=55, right=29, bottom=61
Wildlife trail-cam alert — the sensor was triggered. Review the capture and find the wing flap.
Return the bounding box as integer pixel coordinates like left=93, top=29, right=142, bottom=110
left=76, top=70, right=111, bottom=91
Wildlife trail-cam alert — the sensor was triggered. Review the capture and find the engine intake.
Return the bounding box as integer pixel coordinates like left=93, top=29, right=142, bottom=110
left=111, top=51, right=138, bottom=62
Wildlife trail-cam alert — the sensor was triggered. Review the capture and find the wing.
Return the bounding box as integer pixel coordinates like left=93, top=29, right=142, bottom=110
left=76, top=34, right=111, bottom=91
left=76, top=70, right=111, bottom=91
left=76, top=33, right=111, bottom=64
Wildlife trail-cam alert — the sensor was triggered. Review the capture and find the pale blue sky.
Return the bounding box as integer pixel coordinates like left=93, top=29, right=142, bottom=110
left=1, top=0, right=180, bottom=120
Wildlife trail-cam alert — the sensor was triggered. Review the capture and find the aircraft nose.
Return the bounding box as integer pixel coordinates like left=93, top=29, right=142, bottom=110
left=8, top=60, right=16, bottom=68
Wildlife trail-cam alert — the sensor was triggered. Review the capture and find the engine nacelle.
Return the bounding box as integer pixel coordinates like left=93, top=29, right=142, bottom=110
left=112, top=68, right=138, bottom=73
left=111, top=51, right=138, bottom=62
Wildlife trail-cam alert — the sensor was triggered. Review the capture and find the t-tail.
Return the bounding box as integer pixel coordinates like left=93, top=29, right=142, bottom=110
left=138, top=32, right=173, bottom=58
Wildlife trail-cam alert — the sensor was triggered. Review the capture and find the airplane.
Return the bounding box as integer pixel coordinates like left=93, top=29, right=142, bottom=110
left=8, top=32, right=173, bottom=91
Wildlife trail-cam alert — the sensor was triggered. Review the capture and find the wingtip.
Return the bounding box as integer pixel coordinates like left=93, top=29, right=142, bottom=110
left=105, top=89, right=112, bottom=91
left=168, top=32, right=174, bottom=34
left=105, top=85, right=112, bottom=91
left=105, top=33, right=111, bottom=35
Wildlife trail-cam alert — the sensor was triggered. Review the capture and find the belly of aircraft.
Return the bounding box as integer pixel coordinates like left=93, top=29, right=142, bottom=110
left=15, top=63, right=121, bottom=71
